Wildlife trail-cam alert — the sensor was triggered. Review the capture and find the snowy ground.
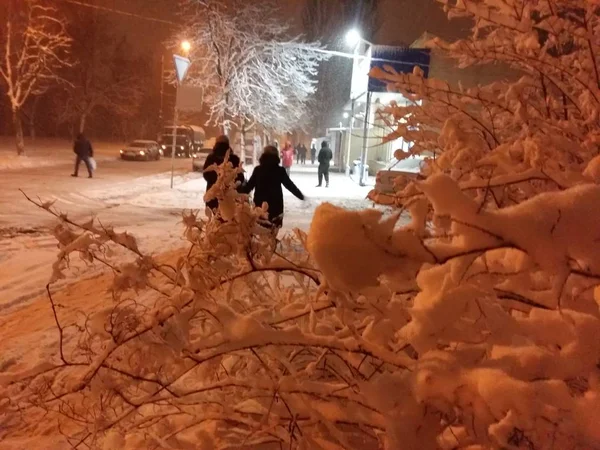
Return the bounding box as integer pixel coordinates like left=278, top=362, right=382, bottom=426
left=0, top=141, right=374, bottom=448
left=0, top=137, right=123, bottom=171
left=0, top=161, right=371, bottom=313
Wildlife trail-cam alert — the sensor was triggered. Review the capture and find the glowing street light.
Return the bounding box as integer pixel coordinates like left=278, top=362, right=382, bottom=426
left=345, top=29, right=362, bottom=47
left=343, top=112, right=349, bottom=119
left=181, top=40, right=191, bottom=54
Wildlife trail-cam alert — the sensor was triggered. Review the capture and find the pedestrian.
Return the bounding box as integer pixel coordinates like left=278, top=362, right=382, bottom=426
left=298, top=144, right=307, bottom=165
left=243, top=145, right=305, bottom=230
left=295, top=143, right=302, bottom=164
left=310, top=144, right=317, bottom=165
left=317, top=141, right=333, bottom=187
left=202, top=135, right=245, bottom=212
left=281, top=142, right=294, bottom=176
left=71, top=133, right=94, bottom=178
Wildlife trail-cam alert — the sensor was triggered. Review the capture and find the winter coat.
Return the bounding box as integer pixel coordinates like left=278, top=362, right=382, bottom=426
left=318, top=145, right=333, bottom=167
left=74, top=136, right=93, bottom=158
left=203, top=142, right=245, bottom=210
left=310, top=146, right=317, bottom=158
left=281, top=147, right=294, bottom=168
left=243, top=151, right=304, bottom=222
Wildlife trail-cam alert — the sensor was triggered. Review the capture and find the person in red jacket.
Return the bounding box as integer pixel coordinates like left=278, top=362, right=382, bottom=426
left=281, top=142, right=295, bottom=175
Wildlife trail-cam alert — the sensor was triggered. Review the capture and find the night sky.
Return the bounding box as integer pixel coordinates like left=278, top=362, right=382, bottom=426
left=104, top=0, right=463, bottom=49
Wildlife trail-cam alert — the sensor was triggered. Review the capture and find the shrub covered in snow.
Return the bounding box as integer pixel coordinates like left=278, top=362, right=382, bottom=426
left=2, top=156, right=599, bottom=449
left=370, top=0, right=600, bottom=208
left=2, top=1, right=600, bottom=449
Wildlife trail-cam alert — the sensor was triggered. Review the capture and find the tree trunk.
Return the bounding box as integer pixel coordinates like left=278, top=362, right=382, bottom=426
left=29, top=96, right=40, bottom=141
left=13, top=108, right=25, bottom=156
left=79, top=113, right=87, bottom=134
left=240, top=120, right=246, bottom=165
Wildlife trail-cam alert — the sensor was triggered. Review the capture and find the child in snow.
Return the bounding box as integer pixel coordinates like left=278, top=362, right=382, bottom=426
left=243, top=145, right=305, bottom=230
left=281, top=142, right=295, bottom=175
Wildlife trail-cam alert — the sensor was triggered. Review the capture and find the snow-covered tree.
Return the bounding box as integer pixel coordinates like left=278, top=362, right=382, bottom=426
left=4, top=1, right=600, bottom=449
left=0, top=0, right=71, bottom=155
left=180, top=0, right=328, bottom=139
left=4, top=158, right=600, bottom=448
left=370, top=0, right=600, bottom=207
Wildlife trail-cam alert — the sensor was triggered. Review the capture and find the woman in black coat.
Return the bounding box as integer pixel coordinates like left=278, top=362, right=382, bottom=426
left=203, top=139, right=245, bottom=212
left=243, top=146, right=305, bottom=229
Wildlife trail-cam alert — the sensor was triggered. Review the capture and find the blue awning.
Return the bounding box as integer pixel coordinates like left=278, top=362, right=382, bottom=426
left=368, top=46, right=431, bottom=93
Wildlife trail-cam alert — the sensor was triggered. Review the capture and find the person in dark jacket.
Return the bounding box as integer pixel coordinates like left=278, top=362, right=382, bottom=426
left=243, top=145, right=305, bottom=229
left=202, top=135, right=245, bottom=212
left=310, top=144, right=317, bottom=164
left=72, top=133, right=94, bottom=178
left=299, top=144, right=307, bottom=165
left=317, top=141, right=333, bottom=187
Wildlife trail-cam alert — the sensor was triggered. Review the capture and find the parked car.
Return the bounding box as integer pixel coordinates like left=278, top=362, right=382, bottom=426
left=191, top=148, right=213, bottom=172
left=373, top=155, right=426, bottom=195
left=120, top=140, right=162, bottom=161
left=159, top=125, right=205, bottom=158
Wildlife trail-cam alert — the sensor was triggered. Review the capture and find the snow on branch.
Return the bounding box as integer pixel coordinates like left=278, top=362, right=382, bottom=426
left=370, top=0, right=600, bottom=210
left=0, top=0, right=72, bottom=154
left=2, top=160, right=599, bottom=449
left=177, top=0, right=329, bottom=134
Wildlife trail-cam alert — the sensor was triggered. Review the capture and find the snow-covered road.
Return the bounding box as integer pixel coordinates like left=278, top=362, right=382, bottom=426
left=0, top=143, right=376, bottom=449
left=0, top=144, right=373, bottom=315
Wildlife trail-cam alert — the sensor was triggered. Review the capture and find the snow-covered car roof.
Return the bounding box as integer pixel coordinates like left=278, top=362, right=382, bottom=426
left=384, top=155, right=426, bottom=172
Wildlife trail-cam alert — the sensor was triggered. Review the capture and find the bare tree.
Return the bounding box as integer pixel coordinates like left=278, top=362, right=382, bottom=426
left=55, top=11, right=143, bottom=135
left=0, top=0, right=71, bottom=155
left=181, top=0, right=328, bottom=144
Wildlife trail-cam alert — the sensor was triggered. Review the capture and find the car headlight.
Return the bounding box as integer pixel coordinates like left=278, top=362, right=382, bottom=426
left=161, top=145, right=166, bottom=149
left=139, top=151, right=145, bottom=156
left=120, top=150, right=124, bottom=154
left=179, top=145, right=184, bottom=150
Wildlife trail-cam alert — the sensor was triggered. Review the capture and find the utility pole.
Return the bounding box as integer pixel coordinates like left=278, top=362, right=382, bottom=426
left=359, top=91, right=372, bottom=186
left=159, top=54, right=165, bottom=126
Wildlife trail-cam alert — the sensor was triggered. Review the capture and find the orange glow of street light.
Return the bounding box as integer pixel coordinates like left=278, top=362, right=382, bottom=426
left=181, top=40, right=191, bottom=54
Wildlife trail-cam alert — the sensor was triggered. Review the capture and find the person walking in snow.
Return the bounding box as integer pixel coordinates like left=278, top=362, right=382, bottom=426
left=202, top=135, right=245, bottom=213
left=299, top=143, right=307, bottom=165
left=310, top=144, right=317, bottom=165
left=71, top=133, right=94, bottom=178
left=317, top=141, right=333, bottom=187
left=243, top=145, right=305, bottom=230
left=281, top=142, right=295, bottom=176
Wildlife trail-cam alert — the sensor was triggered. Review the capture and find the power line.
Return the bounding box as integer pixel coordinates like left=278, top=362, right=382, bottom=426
left=55, top=0, right=178, bottom=26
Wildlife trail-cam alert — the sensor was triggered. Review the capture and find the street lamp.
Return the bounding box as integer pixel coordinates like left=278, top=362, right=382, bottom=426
left=346, top=29, right=362, bottom=47
left=181, top=40, right=191, bottom=54
left=343, top=112, right=349, bottom=119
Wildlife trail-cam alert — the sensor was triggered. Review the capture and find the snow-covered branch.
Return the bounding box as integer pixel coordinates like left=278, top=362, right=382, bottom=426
left=178, top=0, right=329, bottom=134
left=0, top=0, right=71, bottom=154
left=3, top=160, right=600, bottom=449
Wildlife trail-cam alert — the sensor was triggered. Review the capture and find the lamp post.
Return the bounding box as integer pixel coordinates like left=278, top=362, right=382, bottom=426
left=345, top=103, right=355, bottom=177
left=170, top=40, right=192, bottom=189
left=345, top=29, right=373, bottom=186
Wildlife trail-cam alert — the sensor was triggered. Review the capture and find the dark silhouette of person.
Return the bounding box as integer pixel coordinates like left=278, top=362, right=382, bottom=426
left=310, top=144, right=317, bottom=164
left=317, top=141, right=333, bottom=187
left=299, top=144, right=307, bottom=164
left=72, top=133, right=94, bottom=178
left=243, top=145, right=304, bottom=230
left=202, top=135, right=244, bottom=212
